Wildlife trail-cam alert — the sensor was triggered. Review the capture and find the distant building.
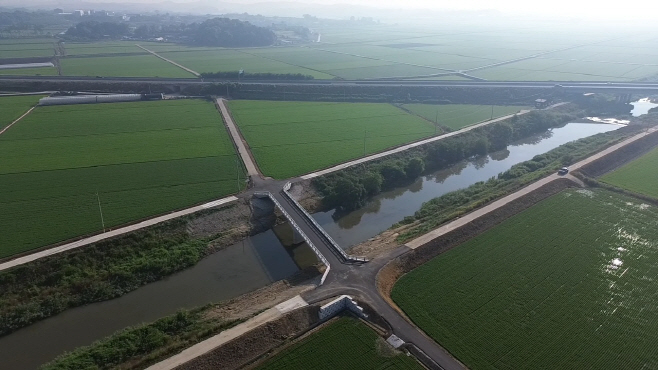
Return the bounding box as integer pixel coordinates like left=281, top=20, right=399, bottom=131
left=535, top=98, right=550, bottom=108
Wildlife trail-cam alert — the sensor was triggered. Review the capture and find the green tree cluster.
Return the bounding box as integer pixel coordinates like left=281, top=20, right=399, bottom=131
left=314, top=109, right=580, bottom=211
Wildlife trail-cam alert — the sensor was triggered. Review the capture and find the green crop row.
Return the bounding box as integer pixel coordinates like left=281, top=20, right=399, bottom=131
left=228, top=100, right=436, bottom=179
left=0, top=99, right=244, bottom=257
left=401, top=104, right=528, bottom=131
left=600, top=146, right=658, bottom=199
left=0, top=95, right=43, bottom=130
left=257, top=317, right=422, bottom=370
left=393, top=189, right=658, bottom=370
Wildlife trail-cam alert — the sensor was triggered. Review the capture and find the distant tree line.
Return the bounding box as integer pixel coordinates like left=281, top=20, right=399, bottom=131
left=313, top=108, right=582, bottom=211
left=200, top=71, right=314, bottom=80
left=63, top=21, right=129, bottom=41
left=63, top=17, right=276, bottom=47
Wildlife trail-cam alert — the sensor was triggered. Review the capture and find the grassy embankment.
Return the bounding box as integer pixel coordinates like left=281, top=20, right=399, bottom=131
left=256, top=317, right=423, bottom=370
left=0, top=99, right=245, bottom=258
left=228, top=100, right=437, bottom=179
left=0, top=203, right=250, bottom=337
left=41, top=307, right=243, bottom=370
left=600, top=146, right=658, bottom=198
left=0, top=95, right=43, bottom=129
left=401, top=104, right=527, bottom=131
left=394, top=123, right=650, bottom=241
left=393, top=189, right=658, bottom=369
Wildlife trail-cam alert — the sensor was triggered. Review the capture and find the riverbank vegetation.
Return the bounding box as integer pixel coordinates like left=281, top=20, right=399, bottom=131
left=42, top=308, right=242, bottom=370
left=314, top=106, right=583, bottom=211
left=393, top=189, right=658, bottom=370
left=395, top=122, right=653, bottom=241
left=0, top=204, right=250, bottom=337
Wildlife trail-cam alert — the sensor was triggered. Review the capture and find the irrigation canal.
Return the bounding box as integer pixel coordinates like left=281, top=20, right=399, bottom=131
left=0, top=224, right=317, bottom=370
left=313, top=121, right=618, bottom=249
left=0, top=119, right=621, bottom=369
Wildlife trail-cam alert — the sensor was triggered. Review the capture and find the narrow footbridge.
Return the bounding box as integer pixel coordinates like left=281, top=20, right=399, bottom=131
left=254, top=182, right=367, bottom=284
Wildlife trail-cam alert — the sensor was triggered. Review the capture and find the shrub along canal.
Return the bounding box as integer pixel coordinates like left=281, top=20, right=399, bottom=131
left=312, top=122, right=619, bottom=249
left=0, top=224, right=315, bottom=370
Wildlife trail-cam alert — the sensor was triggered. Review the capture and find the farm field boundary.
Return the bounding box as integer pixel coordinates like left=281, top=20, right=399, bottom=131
left=391, top=188, right=658, bottom=369
left=0, top=105, right=36, bottom=135
left=136, top=44, right=201, bottom=77
left=301, top=104, right=543, bottom=179
left=0, top=195, right=237, bottom=270
left=377, top=178, right=576, bottom=300
left=598, top=146, right=658, bottom=199
left=161, top=305, right=321, bottom=370
left=578, top=129, right=658, bottom=177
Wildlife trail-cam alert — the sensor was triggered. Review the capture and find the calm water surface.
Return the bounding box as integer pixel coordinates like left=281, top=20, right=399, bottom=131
left=631, top=98, right=658, bottom=117
left=0, top=228, right=308, bottom=370
left=313, top=122, right=618, bottom=248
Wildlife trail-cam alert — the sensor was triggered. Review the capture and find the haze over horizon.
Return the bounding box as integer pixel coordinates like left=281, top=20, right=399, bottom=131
left=3, top=0, right=656, bottom=22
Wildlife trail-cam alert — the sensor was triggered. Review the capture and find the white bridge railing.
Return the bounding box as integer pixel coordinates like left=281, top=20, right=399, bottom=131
left=282, top=182, right=368, bottom=263
left=254, top=191, right=331, bottom=285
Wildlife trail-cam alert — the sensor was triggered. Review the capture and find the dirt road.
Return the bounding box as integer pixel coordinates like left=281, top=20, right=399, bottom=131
left=216, top=98, right=261, bottom=177
left=0, top=105, right=36, bottom=135
left=0, top=196, right=237, bottom=272
left=135, top=44, right=200, bottom=77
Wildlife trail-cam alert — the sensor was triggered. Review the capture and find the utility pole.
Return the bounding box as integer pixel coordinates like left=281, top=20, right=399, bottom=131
left=363, top=129, right=367, bottom=156
left=236, top=157, right=241, bottom=192
left=435, top=109, right=439, bottom=135
left=96, top=192, right=106, bottom=233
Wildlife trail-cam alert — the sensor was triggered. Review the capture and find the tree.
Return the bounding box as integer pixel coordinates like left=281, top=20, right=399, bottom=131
left=333, top=178, right=367, bottom=210
left=362, top=171, right=383, bottom=195
left=404, top=158, right=425, bottom=179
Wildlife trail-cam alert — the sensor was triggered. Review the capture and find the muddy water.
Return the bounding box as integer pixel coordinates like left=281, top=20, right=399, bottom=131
left=312, top=122, right=618, bottom=249
left=0, top=227, right=313, bottom=370
left=631, top=98, right=658, bottom=117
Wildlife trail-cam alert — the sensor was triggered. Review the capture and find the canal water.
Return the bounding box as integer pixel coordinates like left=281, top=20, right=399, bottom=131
left=0, top=225, right=314, bottom=370
left=312, top=122, right=618, bottom=249
left=631, top=98, right=658, bottom=117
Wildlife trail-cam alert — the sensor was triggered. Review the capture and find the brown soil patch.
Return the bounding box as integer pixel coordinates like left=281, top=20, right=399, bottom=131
left=176, top=306, right=320, bottom=370
left=187, top=201, right=251, bottom=239
left=579, top=129, right=658, bottom=177
left=203, top=279, right=316, bottom=323
left=289, top=180, right=323, bottom=213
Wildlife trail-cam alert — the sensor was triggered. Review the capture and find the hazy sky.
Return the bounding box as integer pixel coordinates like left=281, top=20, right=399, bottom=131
left=9, top=0, right=656, bottom=20
left=270, top=0, right=653, bottom=19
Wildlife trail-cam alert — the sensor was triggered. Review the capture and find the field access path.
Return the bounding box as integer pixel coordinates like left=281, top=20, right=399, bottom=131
left=0, top=105, right=37, bottom=136
left=135, top=45, right=201, bottom=77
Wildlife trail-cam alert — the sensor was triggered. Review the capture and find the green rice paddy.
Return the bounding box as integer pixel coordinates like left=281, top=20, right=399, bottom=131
left=257, top=317, right=422, bottom=370
left=0, top=99, right=244, bottom=258
left=401, top=104, right=528, bottom=131
left=600, top=146, right=658, bottom=198
left=0, top=95, right=42, bottom=130
left=228, top=100, right=436, bottom=178
left=60, top=54, right=194, bottom=78
left=393, top=188, right=658, bottom=370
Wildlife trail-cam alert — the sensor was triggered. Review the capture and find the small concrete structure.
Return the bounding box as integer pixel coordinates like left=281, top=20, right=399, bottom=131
left=318, top=295, right=367, bottom=321
left=386, top=334, right=405, bottom=349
